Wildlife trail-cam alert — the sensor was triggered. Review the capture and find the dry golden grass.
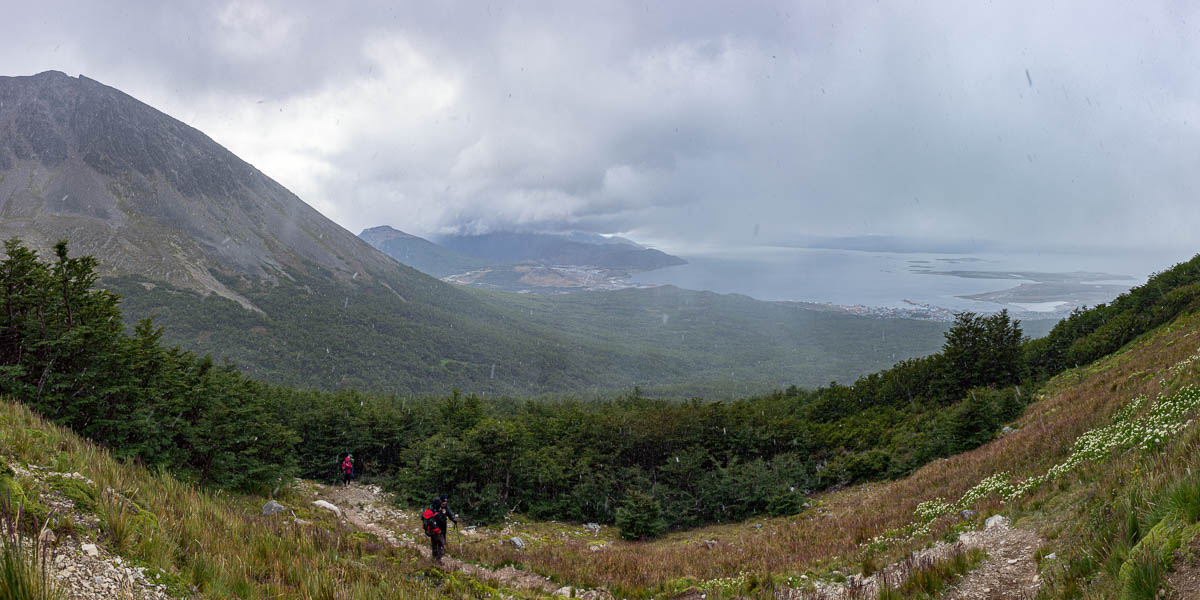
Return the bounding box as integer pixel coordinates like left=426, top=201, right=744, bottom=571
left=446, top=311, right=1200, bottom=596
left=5, top=311, right=1199, bottom=598
left=0, top=401, right=547, bottom=599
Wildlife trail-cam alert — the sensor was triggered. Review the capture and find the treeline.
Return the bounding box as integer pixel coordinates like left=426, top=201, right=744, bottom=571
left=4, top=239, right=1200, bottom=538
left=0, top=240, right=296, bottom=491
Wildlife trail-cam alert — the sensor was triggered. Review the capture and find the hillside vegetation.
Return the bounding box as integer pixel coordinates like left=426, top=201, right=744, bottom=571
left=431, top=296, right=1200, bottom=599
left=5, top=238, right=1200, bottom=598
left=105, top=268, right=951, bottom=398
left=0, top=399, right=550, bottom=599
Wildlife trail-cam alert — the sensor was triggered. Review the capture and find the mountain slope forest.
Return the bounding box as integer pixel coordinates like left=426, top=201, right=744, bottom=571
left=5, top=241, right=1200, bottom=599
left=6, top=235, right=1200, bottom=531
left=0, top=70, right=949, bottom=398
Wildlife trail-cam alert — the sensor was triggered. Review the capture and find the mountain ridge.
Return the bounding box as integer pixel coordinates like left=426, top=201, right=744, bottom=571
left=0, top=71, right=426, bottom=310
left=0, top=70, right=950, bottom=396
left=359, top=224, right=494, bottom=277
left=433, top=230, right=686, bottom=270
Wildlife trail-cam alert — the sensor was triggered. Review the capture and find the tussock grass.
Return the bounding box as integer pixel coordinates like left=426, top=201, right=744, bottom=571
left=0, top=400, right=540, bottom=599
left=440, top=310, right=1200, bottom=595
left=5, top=292, right=1200, bottom=598
left=0, top=505, right=59, bottom=600
left=1022, top=383, right=1200, bottom=597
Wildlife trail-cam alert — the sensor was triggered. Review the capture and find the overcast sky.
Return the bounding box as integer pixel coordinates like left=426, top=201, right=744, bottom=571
left=5, top=1, right=1199, bottom=258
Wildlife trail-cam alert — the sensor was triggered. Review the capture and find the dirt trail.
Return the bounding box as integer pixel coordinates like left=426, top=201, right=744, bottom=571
left=797, top=516, right=1045, bottom=600
left=940, top=517, right=1044, bottom=600
left=320, top=484, right=1047, bottom=600
left=319, top=483, right=608, bottom=599
left=1165, top=536, right=1200, bottom=599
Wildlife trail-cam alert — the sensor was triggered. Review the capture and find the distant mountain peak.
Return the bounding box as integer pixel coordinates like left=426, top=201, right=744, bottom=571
left=432, top=231, right=684, bottom=269
left=360, top=225, right=423, bottom=243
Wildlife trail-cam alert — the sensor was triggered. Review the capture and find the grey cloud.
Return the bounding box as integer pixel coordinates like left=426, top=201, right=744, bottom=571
left=5, top=0, right=1200, bottom=256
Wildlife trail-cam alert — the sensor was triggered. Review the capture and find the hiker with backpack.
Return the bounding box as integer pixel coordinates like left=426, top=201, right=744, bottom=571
left=421, top=494, right=458, bottom=563
left=341, top=454, right=354, bottom=485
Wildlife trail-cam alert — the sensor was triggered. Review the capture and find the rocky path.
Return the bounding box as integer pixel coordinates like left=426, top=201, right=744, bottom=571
left=940, top=517, right=1044, bottom=600
left=319, top=482, right=609, bottom=599
left=1165, top=536, right=1200, bottom=599
left=795, top=516, right=1045, bottom=600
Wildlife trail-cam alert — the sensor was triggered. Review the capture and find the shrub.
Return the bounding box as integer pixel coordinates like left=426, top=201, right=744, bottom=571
left=615, top=491, right=666, bottom=540
left=766, top=488, right=806, bottom=516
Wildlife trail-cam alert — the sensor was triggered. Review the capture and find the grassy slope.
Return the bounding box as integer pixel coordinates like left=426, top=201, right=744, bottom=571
left=423, top=307, right=1200, bottom=598
left=0, top=401, right=544, bottom=600
left=3, top=304, right=1197, bottom=599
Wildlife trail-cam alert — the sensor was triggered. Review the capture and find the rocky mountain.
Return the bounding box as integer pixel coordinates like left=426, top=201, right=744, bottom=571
left=0, top=71, right=949, bottom=395
left=0, top=71, right=429, bottom=312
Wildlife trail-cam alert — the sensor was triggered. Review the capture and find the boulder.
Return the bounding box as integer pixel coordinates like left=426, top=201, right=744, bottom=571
left=985, top=515, right=1009, bottom=529
left=312, top=500, right=341, bottom=517
left=81, top=543, right=100, bottom=557
left=555, top=586, right=574, bottom=597
left=262, top=500, right=286, bottom=516
left=510, top=536, right=526, bottom=550
left=583, top=522, right=601, bottom=533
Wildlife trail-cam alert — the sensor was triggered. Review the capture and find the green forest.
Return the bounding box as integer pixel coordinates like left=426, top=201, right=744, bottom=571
left=5, top=238, right=1200, bottom=539
left=103, top=266, right=953, bottom=399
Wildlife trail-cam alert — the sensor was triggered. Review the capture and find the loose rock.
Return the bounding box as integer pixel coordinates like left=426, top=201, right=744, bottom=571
left=985, top=515, right=1009, bottom=529
left=312, top=500, right=342, bottom=517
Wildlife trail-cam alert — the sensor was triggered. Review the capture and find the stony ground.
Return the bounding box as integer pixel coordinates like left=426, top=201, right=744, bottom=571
left=790, top=515, right=1045, bottom=600
left=940, top=517, right=1044, bottom=600
left=1166, top=536, right=1200, bottom=599
left=6, top=463, right=175, bottom=600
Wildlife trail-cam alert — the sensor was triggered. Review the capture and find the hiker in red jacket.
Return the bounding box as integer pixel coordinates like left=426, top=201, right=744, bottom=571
left=422, top=495, right=458, bottom=563
left=340, top=454, right=354, bottom=485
